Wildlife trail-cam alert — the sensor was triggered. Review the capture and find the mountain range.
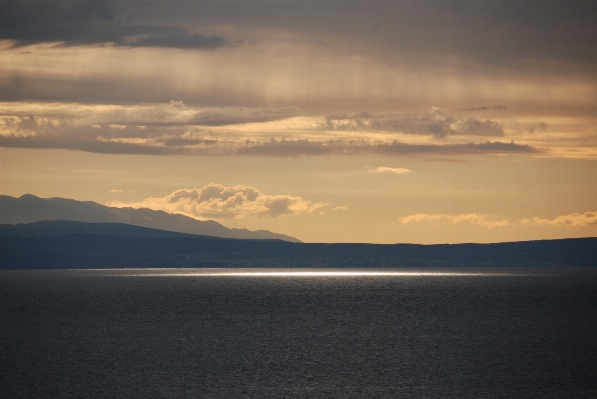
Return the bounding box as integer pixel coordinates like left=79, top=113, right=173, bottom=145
left=0, top=194, right=301, bottom=242
left=2, top=194, right=595, bottom=271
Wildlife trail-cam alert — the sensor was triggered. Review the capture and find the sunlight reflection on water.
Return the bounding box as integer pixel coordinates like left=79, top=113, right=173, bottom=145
left=97, top=269, right=531, bottom=277
left=3, top=267, right=594, bottom=397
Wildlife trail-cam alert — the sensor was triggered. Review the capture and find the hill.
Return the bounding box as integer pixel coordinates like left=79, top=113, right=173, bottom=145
left=0, top=220, right=228, bottom=239
left=1, top=231, right=595, bottom=269
left=0, top=194, right=301, bottom=242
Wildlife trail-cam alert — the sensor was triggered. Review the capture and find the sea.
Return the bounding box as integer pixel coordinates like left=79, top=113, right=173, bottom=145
left=1, top=268, right=596, bottom=398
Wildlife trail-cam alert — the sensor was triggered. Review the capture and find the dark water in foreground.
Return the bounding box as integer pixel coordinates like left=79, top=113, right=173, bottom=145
left=1, top=268, right=596, bottom=398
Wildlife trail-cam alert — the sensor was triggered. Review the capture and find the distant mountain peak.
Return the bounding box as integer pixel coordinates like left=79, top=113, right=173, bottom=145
left=0, top=194, right=302, bottom=242
left=19, top=194, right=41, bottom=200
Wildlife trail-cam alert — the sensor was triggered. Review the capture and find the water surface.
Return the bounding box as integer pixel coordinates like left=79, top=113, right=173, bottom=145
left=2, top=268, right=596, bottom=398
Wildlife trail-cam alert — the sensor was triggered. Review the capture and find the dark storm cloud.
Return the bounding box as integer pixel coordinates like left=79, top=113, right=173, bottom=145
left=130, top=33, right=226, bottom=49
left=0, top=74, right=289, bottom=109
left=324, top=108, right=505, bottom=138
left=0, top=0, right=229, bottom=49
left=2, top=1, right=595, bottom=109
left=147, top=0, right=597, bottom=65
left=3, top=1, right=595, bottom=62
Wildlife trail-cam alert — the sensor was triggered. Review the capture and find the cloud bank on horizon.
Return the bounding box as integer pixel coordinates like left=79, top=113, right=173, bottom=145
left=108, top=186, right=597, bottom=232
left=401, top=211, right=597, bottom=229
left=400, top=213, right=510, bottom=229
left=108, top=184, right=326, bottom=220
left=523, top=211, right=597, bottom=227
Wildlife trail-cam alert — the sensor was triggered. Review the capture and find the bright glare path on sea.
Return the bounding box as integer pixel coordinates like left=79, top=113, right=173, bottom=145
left=100, top=269, right=532, bottom=277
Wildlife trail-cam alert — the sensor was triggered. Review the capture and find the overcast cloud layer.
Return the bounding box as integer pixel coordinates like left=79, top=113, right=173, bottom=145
left=0, top=0, right=231, bottom=49
left=2, top=1, right=596, bottom=63
left=1, top=1, right=594, bottom=158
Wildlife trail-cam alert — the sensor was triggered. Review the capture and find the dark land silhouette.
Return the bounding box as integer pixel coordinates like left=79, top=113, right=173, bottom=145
left=0, top=194, right=301, bottom=242
left=1, top=220, right=595, bottom=269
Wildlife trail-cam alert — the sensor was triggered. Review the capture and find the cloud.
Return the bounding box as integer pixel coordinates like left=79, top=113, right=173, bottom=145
left=460, top=106, right=507, bottom=111
left=108, top=184, right=326, bottom=219
left=181, top=105, right=304, bottom=127
left=425, top=158, right=468, bottom=163
left=400, top=214, right=444, bottom=223
left=237, top=139, right=538, bottom=157
left=332, top=206, right=348, bottom=211
left=509, top=121, right=550, bottom=136
left=527, top=122, right=548, bottom=135
left=109, top=189, right=123, bottom=193
left=0, top=1, right=230, bottom=49
left=0, top=119, right=539, bottom=157
left=1, top=102, right=303, bottom=128
left=463, top=106, right=489, bottom=111
left=400, top=213, right=509, bottom=229
left=0, top=105, right=303, bottom=154
left=522, top=211, right=597, bottom=227
left=324, top=107, right=505, bottom=138
left=0, top=107, right=538, bottom=156
left=3, top=0, right=596, bottom=65
left=113, top=101, right=303, bottom=127
left=126, top=33, right=228, bottom=50
left=374, top=167, right=411, bottom=174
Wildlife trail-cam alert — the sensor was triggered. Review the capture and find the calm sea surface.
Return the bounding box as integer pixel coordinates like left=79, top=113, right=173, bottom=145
left=1, top=268, right=596, bottom=398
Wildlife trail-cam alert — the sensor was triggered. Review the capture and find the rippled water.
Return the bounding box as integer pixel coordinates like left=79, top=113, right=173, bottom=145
left=2, top=268, right=596, bottom=398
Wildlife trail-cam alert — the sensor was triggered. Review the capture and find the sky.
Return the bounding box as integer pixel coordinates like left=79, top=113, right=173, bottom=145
left=1, top=0, right=596, bottom=243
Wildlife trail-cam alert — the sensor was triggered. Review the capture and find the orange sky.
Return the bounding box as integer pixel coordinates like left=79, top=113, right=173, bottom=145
left=1, top=0, right=596, bottom=243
